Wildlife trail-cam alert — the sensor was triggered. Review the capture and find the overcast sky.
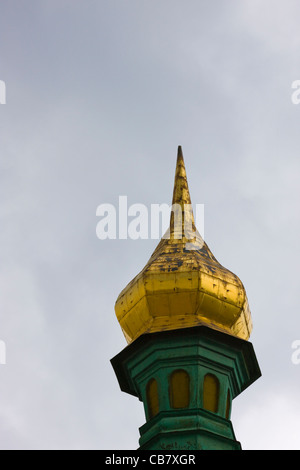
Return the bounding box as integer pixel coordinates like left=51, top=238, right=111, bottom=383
left=0, top=0, right=300, bottom=450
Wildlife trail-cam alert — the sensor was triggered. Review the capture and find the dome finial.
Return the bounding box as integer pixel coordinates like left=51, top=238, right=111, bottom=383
left=170, top=146, right=195, bottom=240
left=172, top=146, right=192, bottom=207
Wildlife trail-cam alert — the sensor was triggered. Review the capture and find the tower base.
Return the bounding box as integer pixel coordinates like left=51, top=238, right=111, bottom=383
left=139, top=408, right=241, bottom=450
left=111, top=325, right=261, bottom=451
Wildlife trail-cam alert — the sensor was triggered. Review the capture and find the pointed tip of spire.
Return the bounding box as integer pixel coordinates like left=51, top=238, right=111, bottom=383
left=170, top=146, right=196, bottom=238
left=172, top=145, right=192, bottom=206
left=176, top=145, right=184, bottom=170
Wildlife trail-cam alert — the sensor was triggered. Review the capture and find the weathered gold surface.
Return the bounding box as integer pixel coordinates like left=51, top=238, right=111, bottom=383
left=115, top=147, right=252, bottom=343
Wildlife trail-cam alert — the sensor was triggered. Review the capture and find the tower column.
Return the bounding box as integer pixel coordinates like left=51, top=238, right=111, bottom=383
left=111, top=326, right=261, bottom=450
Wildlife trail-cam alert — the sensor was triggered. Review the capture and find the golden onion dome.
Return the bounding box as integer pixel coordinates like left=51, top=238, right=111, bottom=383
left=115, top=147, right=252, bottom=344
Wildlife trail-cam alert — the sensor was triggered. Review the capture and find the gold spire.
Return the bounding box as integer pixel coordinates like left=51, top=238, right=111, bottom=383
left=172, top=146, right=191, bottom=206
left=115, top=147, right=252, bottom=344
left=169, top=146, right=196, bottom=241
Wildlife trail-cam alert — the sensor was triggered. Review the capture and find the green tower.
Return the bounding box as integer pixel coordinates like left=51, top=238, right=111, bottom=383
left=111, top=147, right=261, bottom=450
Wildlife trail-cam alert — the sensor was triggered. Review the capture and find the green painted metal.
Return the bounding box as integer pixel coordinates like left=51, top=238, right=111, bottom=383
left=139, top=409, right=241, bottom=450
left=111, top=325, right=261, bottom=450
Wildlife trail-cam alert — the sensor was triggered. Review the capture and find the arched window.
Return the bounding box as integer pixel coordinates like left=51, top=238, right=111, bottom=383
left=169, top=369, right=190, bottom=409
left=225, top=389, right=231, bottom=419
left=203, top=373, right=219, bottom=413
left=146, top=378, right=159, bottom=419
